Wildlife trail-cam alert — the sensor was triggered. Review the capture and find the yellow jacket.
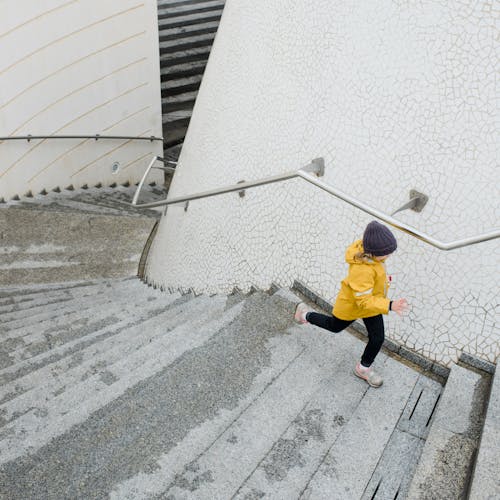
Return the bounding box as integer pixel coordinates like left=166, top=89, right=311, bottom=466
left=333, top=240, right=391, bottom=320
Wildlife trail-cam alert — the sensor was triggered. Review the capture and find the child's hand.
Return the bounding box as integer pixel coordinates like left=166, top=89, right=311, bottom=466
left=392, top=298, right=409, bottom=316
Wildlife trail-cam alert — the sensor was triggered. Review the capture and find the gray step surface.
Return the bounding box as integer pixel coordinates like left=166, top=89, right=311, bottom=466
left=468, top=358, right=500, bottom=500
left=1, top=184, right=165, bottom=217
left=0, top=285, right=172, bottom=370
left=406, top=363, right=490, bottom=500
left=0, top=278, right=137, bottom=313
left=0, top=203, right=157, bottom=286
left=0, top=284, right=446, bottom=499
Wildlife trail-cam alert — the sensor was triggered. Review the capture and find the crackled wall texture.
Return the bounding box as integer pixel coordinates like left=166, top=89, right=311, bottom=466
left=0, top=0, right=163, bottom=199
left=146, top=1, right=499, bottom=366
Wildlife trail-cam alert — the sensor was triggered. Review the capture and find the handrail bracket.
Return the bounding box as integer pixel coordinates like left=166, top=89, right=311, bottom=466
left=304, top=157, right=325, bottom=177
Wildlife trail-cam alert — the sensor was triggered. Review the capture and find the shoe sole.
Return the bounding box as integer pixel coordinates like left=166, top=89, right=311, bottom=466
left=353, top=368, right=383, bottom=388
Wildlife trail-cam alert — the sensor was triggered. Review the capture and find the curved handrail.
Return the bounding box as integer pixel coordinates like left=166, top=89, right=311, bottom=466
left=130, top=157, right=499, bottom=251
left=131, top=156, right=176, bottom=206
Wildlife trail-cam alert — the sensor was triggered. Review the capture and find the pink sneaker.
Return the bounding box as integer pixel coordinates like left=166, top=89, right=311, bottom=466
left=354, top=362, right=383, bottom=388
left=294, top=302, right=312, bottom=324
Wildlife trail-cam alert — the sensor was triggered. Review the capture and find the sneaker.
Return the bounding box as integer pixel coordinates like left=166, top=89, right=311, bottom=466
left=294, top=302, right=312, bottom=324
left=354, top=362, right=383, bottom=388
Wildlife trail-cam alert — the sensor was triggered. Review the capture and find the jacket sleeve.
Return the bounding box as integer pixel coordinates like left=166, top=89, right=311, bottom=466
left=346, top=265, right=390, bottom=315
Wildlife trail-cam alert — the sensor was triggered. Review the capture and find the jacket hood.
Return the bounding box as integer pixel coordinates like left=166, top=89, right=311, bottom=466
left=345, top=240, right=377, bottom=265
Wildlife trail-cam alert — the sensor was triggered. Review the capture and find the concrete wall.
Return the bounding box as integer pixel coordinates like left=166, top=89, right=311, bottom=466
left=0, top=0, right=163, bottom=199
left=146, top=1, right=499, bottom=366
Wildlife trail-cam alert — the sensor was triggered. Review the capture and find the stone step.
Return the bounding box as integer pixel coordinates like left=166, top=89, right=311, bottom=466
left=0, top=290, right=300, bottom=497
left=0, top=207, right=157, bottom=286
left=0, top=294, right=217, bottom=428
left=406, top=363, right=490, bottom=500
left=0, top=292, right=189, bottom=387
left=159, top=21, right=220, bottom=42
left=161, top=50, right=211, bottom=71
left=0, top=294, right=242, bottom=466
left=468, top=358, right=499, bottom=500
left=158, top=0, right=224, bottom=17
left=159, top=32, right=216, bottom=52
left=161, top=61, right=208, bottom=82
left=298, top=355, right=420, bottom=500
left=161, top=75, right=202, bottom=92
left=160, top=45, right=212, bottom=64
left=163, top=109, right=193, bottom=123
left=162, top=90, right=199, bottom=106
left=0, top=287, right=172, bottom=369
left=0, top=277, right=116, bottom=301
left=0, top=279, right=153, bottom=330
left=360, top=375, right=443, bottom=499
left=1, top=184, right=164, bottom=218
left=158, top=11, right=222, bottom=31
left=0, top=278, right=143, bottom=320
left=0, top=278, right=122, bottom=309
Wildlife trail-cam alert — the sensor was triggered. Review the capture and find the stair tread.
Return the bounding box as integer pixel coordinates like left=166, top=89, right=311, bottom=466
left=0, top=294, right=215, bottom=427
left=468, top=357, right=500, bottom=500
left=1, top=280, right=154, bottom=329
left=0, top=295, right=241, bottom=465
left=300, top=354, right=420, bottom=500
left=0, top=292, right=186, bottom=386
left=406, top=363, right=489, bottom=500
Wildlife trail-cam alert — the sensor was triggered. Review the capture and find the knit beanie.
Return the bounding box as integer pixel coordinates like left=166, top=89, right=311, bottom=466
left=362, top=221, right=397, bottom=256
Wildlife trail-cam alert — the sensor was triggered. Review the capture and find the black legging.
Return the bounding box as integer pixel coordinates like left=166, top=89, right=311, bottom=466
left=306, top=312, right=385, bottom=367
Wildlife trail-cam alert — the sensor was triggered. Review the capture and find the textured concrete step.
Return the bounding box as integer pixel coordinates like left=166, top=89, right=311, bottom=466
left=1, top=185, right=165, bottom=218
left=0, top=287, right=171, bottom=369
left=160, top=32, right=216, bottom=52
left=360, top=375, right=443, bottom=500
left=162, top=75, right=203, bottom=92
left=231, top=332, right=369, bottom=500
left=0, top=277, right=122, bottom=301
left=0, top=279, right=137, bottom=313
left=406, top=363, right=489, bottom=500
left=0, top=295, right=241, bottom=467
left=158, top=11, right=222, bottom=30
left=0, top=278, right=142, bottom=323
left=110, top=292, right=307, bottom=499
left=468, top=358, right=500, bottom=500
left=158, top=0, right=224, bottom=16
left=0, top=279, right=152, bottom=331
left=0, top=294, right=217, bottom=429
left=0, top=207, right=157, bottom=285
left=300, top=355, right=420, bottom=500
left=0, top=292, right=189, bottom=387
left=159, top=21, right=220, bottom=42
left=162, top=90, right=199, bottom=105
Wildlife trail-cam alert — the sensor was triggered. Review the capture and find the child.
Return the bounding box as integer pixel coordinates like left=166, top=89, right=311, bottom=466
left=294, top=221, right=408, bottom=387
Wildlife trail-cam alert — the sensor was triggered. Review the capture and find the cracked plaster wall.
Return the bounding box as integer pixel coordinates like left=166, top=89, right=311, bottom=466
left=146, top=0, right=499, bottom=366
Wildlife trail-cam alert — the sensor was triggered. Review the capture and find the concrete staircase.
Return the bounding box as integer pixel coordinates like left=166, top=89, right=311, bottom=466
left=0, top=279, right=496, bottom=499
left=158, top=0, right=226, bottom=148
left=0, top=184, right=166, bottom=286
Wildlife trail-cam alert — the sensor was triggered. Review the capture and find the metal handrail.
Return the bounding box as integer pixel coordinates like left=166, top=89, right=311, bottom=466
left=0, top=134, right=164, bottom=143
left=131, top=156, right=176, bottom=206
left=130, top=157, right=499, bottom=251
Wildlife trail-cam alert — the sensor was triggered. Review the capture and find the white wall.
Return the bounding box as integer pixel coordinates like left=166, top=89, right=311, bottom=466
left=0, top=0, right=163, bottom=199
left=146, top=0, right=499, bottom=366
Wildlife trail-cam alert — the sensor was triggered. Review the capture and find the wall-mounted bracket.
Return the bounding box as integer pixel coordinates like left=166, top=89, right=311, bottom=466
left=237, top=180, right=246, bottom=198
left=391, top=190, right=429, bottom=216
left=303, top=157, right=325, bottom=177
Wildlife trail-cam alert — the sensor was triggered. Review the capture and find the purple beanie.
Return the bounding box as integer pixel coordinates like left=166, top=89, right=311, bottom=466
left=363, top=221, right=397, bottom=256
